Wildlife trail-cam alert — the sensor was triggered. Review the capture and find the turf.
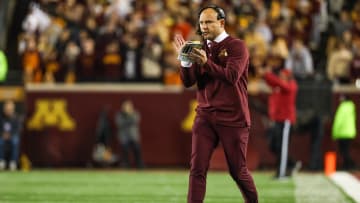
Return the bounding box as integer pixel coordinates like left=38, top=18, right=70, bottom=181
left=0, top=170, right=351, bottom=203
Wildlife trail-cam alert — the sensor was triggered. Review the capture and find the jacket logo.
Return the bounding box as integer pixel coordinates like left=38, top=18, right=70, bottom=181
left=218, top=49, right=228, bottom=58
left=27, top=99, right=76, bottom=131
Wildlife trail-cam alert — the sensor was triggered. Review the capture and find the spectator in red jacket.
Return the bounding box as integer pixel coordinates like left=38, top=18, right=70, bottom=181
left=265, top=69, right=297, bottom=124
left=259, top=62, right=300, bottom=178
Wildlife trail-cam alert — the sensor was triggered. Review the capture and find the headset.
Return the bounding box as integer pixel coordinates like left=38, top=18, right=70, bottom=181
left=196, top=5, right=226, bottom=35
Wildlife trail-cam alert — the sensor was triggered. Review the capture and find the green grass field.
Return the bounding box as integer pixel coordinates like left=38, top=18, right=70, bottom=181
left=0, top=170, right=355, bottom=203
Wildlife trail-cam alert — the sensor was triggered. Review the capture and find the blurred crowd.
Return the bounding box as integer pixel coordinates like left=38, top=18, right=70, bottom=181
left=17, top=0, right=360, bottom=86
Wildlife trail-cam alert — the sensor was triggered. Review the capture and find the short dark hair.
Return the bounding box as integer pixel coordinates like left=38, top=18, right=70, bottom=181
left=198, top=4, right=226, bottom=20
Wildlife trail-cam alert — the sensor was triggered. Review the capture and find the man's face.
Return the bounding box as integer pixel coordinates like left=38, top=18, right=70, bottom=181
left=199, top=9, right=224, bottom=40
left=4, top=101, right=14, bottom=116
left=122, top=101, right=134, bottom=113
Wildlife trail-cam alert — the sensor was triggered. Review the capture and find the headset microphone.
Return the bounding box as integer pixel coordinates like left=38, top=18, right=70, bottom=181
left=196, top=24, right=202, bottom=35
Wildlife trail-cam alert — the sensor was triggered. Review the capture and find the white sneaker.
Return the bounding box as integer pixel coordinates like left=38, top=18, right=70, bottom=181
left=0, top=160, right=5, bottom=170
left=9, top=161, right=17, bottom=171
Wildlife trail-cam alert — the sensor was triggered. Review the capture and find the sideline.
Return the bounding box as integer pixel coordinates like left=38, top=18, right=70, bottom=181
left=294, top=173, right=350, bottom=203
left=330, top=171, right=360, bottom=203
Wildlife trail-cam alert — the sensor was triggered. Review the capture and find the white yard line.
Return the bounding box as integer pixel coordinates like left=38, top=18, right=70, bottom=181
left=294, top=173, right=351, bottom=203
left=330, top=171, right=360, bottom=203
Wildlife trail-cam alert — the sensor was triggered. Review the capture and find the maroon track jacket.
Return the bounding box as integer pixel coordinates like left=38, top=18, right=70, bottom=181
left=180, top=36, right=250, bottom=127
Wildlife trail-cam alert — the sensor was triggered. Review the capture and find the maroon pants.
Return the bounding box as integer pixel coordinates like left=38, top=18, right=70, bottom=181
left=188, top=115, right=258, bottom=203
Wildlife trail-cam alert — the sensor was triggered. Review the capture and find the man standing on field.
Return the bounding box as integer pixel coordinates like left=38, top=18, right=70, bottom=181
left=173, top=4, right=258, bottom=203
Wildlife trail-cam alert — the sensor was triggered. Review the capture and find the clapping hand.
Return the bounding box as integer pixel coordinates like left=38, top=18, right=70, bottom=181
left=173, top=34, right=186, bottom=56
left=173, top=34, right=207, bottom=65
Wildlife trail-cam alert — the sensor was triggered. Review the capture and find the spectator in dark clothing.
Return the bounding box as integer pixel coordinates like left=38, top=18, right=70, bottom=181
left=56, top=29, right=71, bottom=57
left=60, top=41, right=80, bottom=83
left=76, top=38, right=97, bottom=82
left=350, top=44, right=360, bottom=83
left=295, top=110, right=324, bottom=171
left=352, top=20, right=360, bottom=40
left=95, top=107, right=112, bottom=146
left=98, top=41, right=122, bottom=81
left=115, top=100, right=144, bottom=168
left=0, top=100, right=22, bottom=171
left=120, top=32, right=143, bottom=81
left=95, top=21, right=120, bottom=57
left=84, top=16, right=98, bottom=40
left=332, top=10, right=353, bottom=38
left=92, top=107, right=116, bottom=165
